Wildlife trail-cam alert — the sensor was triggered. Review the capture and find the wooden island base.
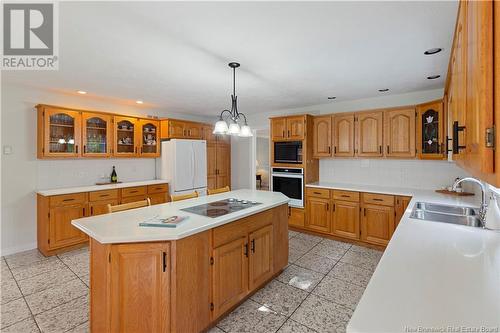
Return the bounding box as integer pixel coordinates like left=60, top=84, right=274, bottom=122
left=89, top=204, right=288, bottom=333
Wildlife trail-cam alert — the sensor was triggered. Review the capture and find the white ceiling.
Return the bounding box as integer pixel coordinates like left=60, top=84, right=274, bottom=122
left=4, top=1, right=458, bottom=119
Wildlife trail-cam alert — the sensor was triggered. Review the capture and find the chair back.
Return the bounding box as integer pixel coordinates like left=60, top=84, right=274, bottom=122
left=207, top=186, right=230, bottom=195
left=107, top=198, right=151, bottom=213
left=170, top=191, right=199, bottom=202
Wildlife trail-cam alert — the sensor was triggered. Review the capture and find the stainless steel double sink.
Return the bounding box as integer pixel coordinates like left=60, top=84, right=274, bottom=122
left=410, top=202, right=483, bottom=227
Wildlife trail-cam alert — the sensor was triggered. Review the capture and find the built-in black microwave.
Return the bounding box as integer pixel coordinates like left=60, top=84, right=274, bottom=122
left=274, top=141, right=302, bottom=164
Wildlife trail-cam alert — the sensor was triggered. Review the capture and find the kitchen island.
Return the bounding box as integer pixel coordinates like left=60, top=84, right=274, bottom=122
left=72, top=189, right=289, bottom=333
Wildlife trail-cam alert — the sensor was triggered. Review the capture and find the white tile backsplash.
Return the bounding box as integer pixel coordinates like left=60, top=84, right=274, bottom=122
left=319, top=159, right=470, bottom=190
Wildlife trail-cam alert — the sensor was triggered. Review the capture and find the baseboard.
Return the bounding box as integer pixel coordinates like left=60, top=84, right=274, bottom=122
left=0, top=242, right=37, bottom=257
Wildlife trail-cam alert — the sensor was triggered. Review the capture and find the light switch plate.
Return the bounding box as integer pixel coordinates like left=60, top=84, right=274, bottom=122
left=3, top=145, right=12, bottom=155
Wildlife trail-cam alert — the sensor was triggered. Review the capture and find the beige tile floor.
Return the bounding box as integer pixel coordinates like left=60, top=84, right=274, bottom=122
left=1, top=231, right=382, bottom=333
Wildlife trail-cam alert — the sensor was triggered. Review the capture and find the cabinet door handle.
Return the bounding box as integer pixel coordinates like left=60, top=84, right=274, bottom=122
left=340, top=194, right=350, bottom=198
left=333, top=203, right=336, bottom=212
left=82, top=207, right=86, bottom=216
left=363, top=208, right=366, bottom=216
left=162, top=252, right=167, bottom=272
left=244, top=243, right=249, bottom=257
left=288, top=130, right=290, bottom=137
left=83, top=145, right=86, bottom=154
left=63, top=198, right=75, bottom=202
left=313, top=191, right=321, bottom=195
left=328, top=146, right=331, bottom=154
left=75, top=145, right=79, bottom=154
left=129, top=190, right=138, bottom=194
left=452, top=121, right=466, bottom=154
left=99, top=194, right=110, bottom=197
left=288, top=206, right=291, bottom=217
left=334, top=146, right=337, bottom=154
left=386, top=145, right=389, bottom=154
left=379, top=145, right=382, bottom=154
left=282, top=130, right=285, bottom=138
left=326, top=203, right=329, bottom=211
left=90, top=206, right=94, bottom=215
left=373, top=198, right=383, bottom=202
left=251, top=239, right=255, bottom=253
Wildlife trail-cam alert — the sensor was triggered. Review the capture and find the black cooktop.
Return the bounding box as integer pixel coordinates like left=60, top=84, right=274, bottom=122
left=180, top=198, right=262, bottom=218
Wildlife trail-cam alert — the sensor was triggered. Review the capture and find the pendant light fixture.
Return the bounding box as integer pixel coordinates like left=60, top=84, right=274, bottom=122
left=213, top=62, right=252, bottom=137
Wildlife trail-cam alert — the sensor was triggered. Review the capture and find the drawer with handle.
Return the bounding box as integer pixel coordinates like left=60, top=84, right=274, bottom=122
left=121, top=186, right=147, bottom=198
left=50, top=193, right=87, bottom=207
left=147, top=184, right=169, bottom=194
left=332, top=190, right=360, bottom=203
left=306, top=187, right=330, bottom=199
left=89, top=189, right=119, bottom=202
left=362, top=192, right=395, bottom=206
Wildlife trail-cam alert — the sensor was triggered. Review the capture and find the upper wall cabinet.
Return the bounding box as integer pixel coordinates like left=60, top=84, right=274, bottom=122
left=160, top=119, right=203, bottom=139
left=312, top=116, right=332, bottom=157
left=416, top=100, right=445, bottom=160
left=271, top=116, right=305, bottom=141
left=38, top=106, right=82, bottom=158
left=333, top=114, right=355, bottom=157
left=383, top=107, right=416, bottom=158
left=139, top=120, right=160, bottom=157
left=82, top=112, right=113, bottom=157
left=114, top=116, right=138, bottom=157
left=356, top=111, right=383, bottom=157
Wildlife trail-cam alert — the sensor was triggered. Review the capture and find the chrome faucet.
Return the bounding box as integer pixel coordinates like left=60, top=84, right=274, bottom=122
left=452, top=177, right=488, bottom=226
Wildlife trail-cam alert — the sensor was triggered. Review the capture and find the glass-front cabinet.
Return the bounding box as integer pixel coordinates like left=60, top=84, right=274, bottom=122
left=43, top=108, right=81, bottom=157
left=416, top=100, right=445, bottom=160
left=82, top=112, right=113, bottom=157
left=114, top=116, right=138, bottom=157
left=139, top=120, right=160, bottom=157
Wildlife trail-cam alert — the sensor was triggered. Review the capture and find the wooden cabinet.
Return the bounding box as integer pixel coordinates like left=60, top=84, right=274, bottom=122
left=384, top=108, right=416, bottom=158
left=38, top=106, right=82, bottom=158
left=332, top=200, right=360, bottom=240
left=313, top=116, right=332, bottom=157
left=82, top=112, right=113, bottom=157
left=356, top=111, right=383, bottom=157
left=114, top=116, right=139, bottom=157
left=361, top=193, right=395, bottom=246
left=166, top=120, right=186, bottom=138
left=202, top=125, right=218, bottom=144
left=271, top=116, right=305, bottom=141
left=161, top=119, right=203, bottom=139
left=395, top=196, right=412, bottom=228
left=110, top=242, right=170, bottom=333
left=248, top=225, right=274, bottom=290
left=138, top=119, right=160, bottom=157
left=288, top=207, right=305, bottom=228
left=333, top=114, right=355, bottom=157
left=417, top=101, right=446, bottom=159
left=207, top=139, right=231, bottom=190
left=306, top=196, right=331, bottom=233
left=185, top=122, right=203, bottom=139
left=49, top=202, right=88, bottom=249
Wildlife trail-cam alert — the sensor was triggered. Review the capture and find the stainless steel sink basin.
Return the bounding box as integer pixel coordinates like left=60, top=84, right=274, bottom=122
left=410, top=202, right=482, bottom=228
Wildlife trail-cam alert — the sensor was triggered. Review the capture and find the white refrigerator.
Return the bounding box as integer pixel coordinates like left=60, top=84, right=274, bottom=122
left=156, top=139, right=207, bottom=196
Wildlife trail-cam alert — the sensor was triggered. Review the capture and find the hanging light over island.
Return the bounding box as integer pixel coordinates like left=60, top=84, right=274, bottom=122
left=213, top=62, right=253, bottom=137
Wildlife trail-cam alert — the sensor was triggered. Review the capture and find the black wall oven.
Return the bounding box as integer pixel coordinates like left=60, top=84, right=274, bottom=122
left=274, top=141, right=302, bottom=164
left=271, top=167, right=304, bottom=207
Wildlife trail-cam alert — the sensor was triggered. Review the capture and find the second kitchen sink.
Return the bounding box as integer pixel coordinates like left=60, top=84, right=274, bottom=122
left=410, top=202, right=482, bottom=227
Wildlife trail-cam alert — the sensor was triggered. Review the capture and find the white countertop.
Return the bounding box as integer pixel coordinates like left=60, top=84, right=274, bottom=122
left=72, top=189, right=289, bottom=244
left=37, top=179, right=168, bottom=196
left=308, top=182, right=500, bottom=332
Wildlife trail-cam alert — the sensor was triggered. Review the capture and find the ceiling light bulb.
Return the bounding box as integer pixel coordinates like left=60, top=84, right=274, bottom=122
left=136, top=100, right=144, bottom=104
left=77, top=90, right=87, bottom=95
left=228, top=122, right=241, bottom=135
left=239, top=125, right=253, bottom=137
left=213, top=119, right=229, bottom=134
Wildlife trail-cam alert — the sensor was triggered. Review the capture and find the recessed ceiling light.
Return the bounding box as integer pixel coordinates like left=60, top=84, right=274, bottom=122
left=77, top=90, right=87, bottom=95
left=378, top=88, right=389, bottom=92
left=327, top=96, right=336, bottom=100
left=136, top=100, right=144, bottom=104
left=427, top=75, right=441, bottom=80
left=424, top=48, right=442, bottom=55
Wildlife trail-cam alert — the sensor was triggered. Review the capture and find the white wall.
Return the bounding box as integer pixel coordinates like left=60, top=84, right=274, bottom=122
left=0, top=82, right=211, bottom=255
left=230, top=135, right=255, bottom=190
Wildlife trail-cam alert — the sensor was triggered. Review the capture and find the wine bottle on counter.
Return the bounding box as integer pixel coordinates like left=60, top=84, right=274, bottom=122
left=110, top=166, right=118, bottom=183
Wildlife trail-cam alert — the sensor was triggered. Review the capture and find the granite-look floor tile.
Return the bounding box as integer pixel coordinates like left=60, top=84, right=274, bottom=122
left=217, top=299, right=287, bottom=333
left=340, top=250, right=380, bottom=271
left=34, top=295, right=89, bottom=333
left=276, top=264, right=324, bottom=292
left=349, top=245, right=383, bottom=258
left=1, top=297, right=32, bottom=328
left=289, top=237, right=316, bottom=254
left=251, top=280, right=308, bottom=316
left=25, top=278, right=88, bottom=315
left=277, top=319, right=317, bottom=333
left=1, top=316, right=40, bottom=333
left=288, top=247, right=304, bottom=264
left=66, top=320, right=89, bottom=333
left=288, top=230, right=299, bottom=239
left=58, top=250, right=89, bottom=277
left=295, top=252, right=337, bottom=274
left=328, top=262, right=373, bottom=288
left=207, top=326, right=225, bottom=333
left=320, top=238, right=352, bottom=251
left=1, top=276, right=23, bottom=304
left=294, top=232, right=323, bottom=244
left=5, top=249, right=49, bottom=270
left=80, top=274, right=90, bottom=287
left=312, top=276, right=364, bottom=310
left=11, top=257, right=66, bottom=281
left=1, top=259, right=13, bottom=280
left=291, top=294, right=353, bottom=333
left=18, top=266, right=77, bottom=296
left=309, top=242, right=349, bottom=261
